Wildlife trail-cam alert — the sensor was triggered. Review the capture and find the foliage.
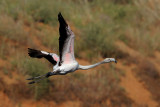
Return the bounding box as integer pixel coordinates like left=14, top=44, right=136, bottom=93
left=0, top=0, right=160, bottom=106
left=11, top=55, right=50, bottom=100
left=46, top=65, right=132, bottom=107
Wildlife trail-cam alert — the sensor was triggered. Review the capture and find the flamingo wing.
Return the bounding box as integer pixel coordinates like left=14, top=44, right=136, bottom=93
left=28, top=48, right=59, bottom=65
left=58, top=13, right=75, bottom=65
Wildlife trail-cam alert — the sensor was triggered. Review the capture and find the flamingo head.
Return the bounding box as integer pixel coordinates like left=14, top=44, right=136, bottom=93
left=103, top=58, right=117, bottom=63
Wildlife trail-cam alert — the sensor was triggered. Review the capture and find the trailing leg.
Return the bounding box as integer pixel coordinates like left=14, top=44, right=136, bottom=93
left=27, top=72, right=54, bottom=84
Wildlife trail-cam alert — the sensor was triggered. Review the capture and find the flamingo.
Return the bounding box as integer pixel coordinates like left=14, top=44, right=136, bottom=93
left=27, top=13, right=117, bottom=84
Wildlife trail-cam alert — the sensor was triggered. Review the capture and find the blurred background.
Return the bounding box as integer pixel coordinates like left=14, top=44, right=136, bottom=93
left=0, top=0, right=160, bottom=107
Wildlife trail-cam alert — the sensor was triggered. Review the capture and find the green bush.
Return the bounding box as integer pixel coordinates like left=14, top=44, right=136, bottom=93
left=0, top=14, right=29, bottom=44
left=11, top=55, right=50, bottom=100
left=47, top=65, right=132, bottom=107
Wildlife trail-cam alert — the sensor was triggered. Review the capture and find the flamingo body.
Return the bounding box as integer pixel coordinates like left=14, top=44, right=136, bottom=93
left=27, top=13, right=117, bottom=84
left=55, top=61, right=79, bottom=74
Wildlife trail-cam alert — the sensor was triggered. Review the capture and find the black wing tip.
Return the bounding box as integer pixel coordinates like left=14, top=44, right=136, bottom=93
left=28, top=48, right=36, bottom=52
left=28, top=48, right=43, bottom=58
left=58, top=12, right=63, bottom=19
left=28, top=48, right=33, bottom=57
left=28, top=48, right=35, bottom=50
left=58, top=12, right=62, bottom=17
left=58, top=12, right=67, bottom=26
left=28, top=48, right=32, bottom=51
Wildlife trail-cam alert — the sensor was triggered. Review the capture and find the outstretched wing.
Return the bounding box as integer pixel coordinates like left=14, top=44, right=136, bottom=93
left=28, top=48, right=59, bottom=65
left=58, top=13, right=75, bottom=65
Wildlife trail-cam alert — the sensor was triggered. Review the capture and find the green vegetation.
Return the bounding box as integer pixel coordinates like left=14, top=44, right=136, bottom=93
left=0, top=0, right=160, bottom=106
left=11, top=55, right=50, bottom=100
left=45, top=65, right=132, bottom=107
left=137, top=59, right=160, bottom=103
left=1, top=0, right=160, bottom=57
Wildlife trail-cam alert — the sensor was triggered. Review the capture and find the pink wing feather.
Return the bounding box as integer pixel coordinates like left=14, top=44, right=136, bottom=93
left=58, top=13, right=75, bottom=65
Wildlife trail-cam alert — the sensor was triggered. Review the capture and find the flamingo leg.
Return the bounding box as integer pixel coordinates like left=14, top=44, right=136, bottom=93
left=27, top=72, right=54, bottom=84
left=28, top=77, right=46, bottom=84
left=26, top=73, right=47, bottom=80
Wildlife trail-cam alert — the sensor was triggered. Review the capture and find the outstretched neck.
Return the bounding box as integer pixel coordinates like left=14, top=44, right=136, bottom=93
left=78, top=58, right=117, bottom=70
left=78, top=61, right=105, bottom=70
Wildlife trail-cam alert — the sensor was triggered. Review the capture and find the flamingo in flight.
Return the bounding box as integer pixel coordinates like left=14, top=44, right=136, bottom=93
left=27, top=13, right=117, bottom=84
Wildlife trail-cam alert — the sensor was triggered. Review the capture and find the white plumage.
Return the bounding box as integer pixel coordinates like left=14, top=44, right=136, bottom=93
left=27, top=13, right=117, bottom=84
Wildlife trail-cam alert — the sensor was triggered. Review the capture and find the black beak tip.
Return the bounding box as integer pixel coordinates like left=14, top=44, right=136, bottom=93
left=115, top=60, right=117, bottom=64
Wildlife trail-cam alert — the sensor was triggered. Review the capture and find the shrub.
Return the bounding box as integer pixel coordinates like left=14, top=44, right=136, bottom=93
left=136, top=59, right=160, bottom=103
left=11, top=55, right=51, bottom=100
left=47, top=66, right=132, bottom=106
left=0, top=14, right=29, bottom=44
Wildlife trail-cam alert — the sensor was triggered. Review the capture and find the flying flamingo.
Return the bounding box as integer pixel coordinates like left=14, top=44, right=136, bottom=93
left=27, top=13, right=117, bottom=84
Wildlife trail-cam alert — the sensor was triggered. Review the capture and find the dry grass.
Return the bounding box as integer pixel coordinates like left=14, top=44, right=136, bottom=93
left=1, top=0, right=159, bottom=57
left=136, top=59, right=160, bottom=105
left=0, top=14, right=29, bottom=44
left=0, top=0, right=160, bottom=106
left=121, top=0, right=160, bottom=56
left=44, top=66, right=132, bottom=107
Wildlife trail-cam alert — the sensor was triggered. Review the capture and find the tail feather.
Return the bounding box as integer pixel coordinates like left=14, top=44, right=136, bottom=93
left=28, top=48, right=45, bottom=58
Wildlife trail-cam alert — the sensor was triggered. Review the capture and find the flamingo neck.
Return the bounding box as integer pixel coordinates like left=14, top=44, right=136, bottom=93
left=78, top=61, right=105, bottom=70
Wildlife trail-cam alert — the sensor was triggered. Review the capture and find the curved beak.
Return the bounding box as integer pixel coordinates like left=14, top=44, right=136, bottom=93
left=115, top=60, right=117, bottom=64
